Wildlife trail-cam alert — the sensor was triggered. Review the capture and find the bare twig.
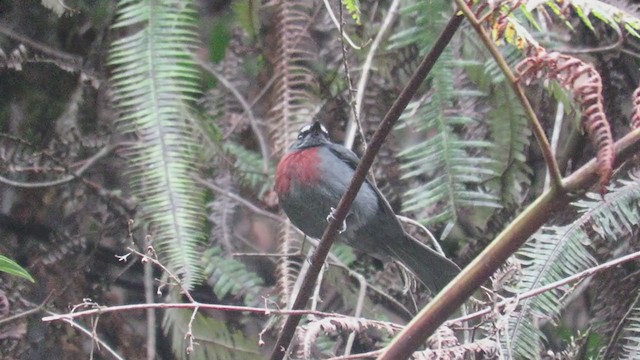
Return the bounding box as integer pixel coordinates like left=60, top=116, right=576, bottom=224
left=232, top=252, right=302, bottom=258
left=321, top=0, right=363, bottom=50
left=130, top=246, right=196, bottom=303
left=194, top=58, right=270, bottom=172
left=0, top=23, right=82, bottom=65
left=343, top=272, right=367, bottom=357
left=143, top=259, right=156, bottom=360
left=338, top=1, right=361, bottom=151
left=185, top=305, right=200, bottom=354
left=268, top=12, right=465, bottom=360
left=555, top=23, right=624, bottom=54
left=46, top=311, right=125, bottom=360
left=330, top=349, right=382, bottom=360
left=396, top=215, right=444, bottom=255
left=0, top=144, right=114, bottom=188
left=545, top=102, right=564, bottom=191
left=194, top=175, right=284, bottom=223
left=345, top=0, right=401, bottom=150
left=447, top=250, right=640, bottom=325
left=42, top=301, right=348, bottom=323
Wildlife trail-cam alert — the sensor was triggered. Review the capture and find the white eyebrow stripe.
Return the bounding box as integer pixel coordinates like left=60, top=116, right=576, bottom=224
left=300, top=125, right=312, bottom=133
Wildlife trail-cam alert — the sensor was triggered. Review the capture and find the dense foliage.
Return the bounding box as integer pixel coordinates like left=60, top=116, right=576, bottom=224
left=1, top=0, right=640, bottom=359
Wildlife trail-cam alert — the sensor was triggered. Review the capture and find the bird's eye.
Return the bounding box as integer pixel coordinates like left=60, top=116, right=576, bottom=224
left=297, top=125, right=312, bottom=139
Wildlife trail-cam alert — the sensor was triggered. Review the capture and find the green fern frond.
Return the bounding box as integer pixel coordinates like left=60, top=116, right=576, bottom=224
left=617, top=292, right=640, bottom=360
left=108, top=0, right=207, bottom=288
left=507, top=175, right=640, bottom=359
left=507, top=225, right=597, bottom=359
left=463, top=45, right=532, bottom=208
left=164, top=308, right=260, bottom=360
left=222, top=142, right=272, bottom=195
left=390, top=0, right=501, bottom=226
left=485, top=83, right=532, bottom=207
left=572, top=176, right=640, bottom=240
left=331, top=243, right=357, bottom=267
left=552, top=0, right=640, bottom=39
left=398, top=54, right=501, bottom=226
left=202, top=246, right=264, bottom=306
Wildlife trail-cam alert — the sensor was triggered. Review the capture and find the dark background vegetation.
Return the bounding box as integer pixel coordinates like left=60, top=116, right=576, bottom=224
left=1, top=0, right=640, bottom=359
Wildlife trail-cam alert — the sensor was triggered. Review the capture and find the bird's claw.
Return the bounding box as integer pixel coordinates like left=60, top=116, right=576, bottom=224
left=326, top=207, right=347, bottom=233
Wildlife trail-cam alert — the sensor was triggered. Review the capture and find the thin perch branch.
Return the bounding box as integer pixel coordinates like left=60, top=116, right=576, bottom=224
left=0, top=145, right=114, bottom=188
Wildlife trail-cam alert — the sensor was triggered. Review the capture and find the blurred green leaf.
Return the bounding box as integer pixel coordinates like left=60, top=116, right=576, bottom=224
left=0, top=254, right=35, bottom=283
left=209, top=21, right=231, bottom=63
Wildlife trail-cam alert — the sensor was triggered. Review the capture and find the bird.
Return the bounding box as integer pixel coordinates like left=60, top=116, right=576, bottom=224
left=275, top=121, right=460, bottom=293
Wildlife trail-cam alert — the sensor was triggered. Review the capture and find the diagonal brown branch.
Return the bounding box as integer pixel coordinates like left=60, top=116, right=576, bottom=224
left=268, top=11, right=465, bottom=360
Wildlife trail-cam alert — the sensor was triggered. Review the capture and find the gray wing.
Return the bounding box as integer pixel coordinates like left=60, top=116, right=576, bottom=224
left=326, top=143, right=360, bottom=170
left=325, top=144, right=399, bottom=220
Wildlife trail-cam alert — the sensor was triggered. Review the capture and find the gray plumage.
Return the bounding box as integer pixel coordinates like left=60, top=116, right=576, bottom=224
left=276, top=122, right=460, bottom=293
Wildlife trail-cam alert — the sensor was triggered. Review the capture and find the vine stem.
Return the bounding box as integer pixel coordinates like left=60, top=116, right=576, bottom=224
left=268, top=11, right=465, bottom=360
left=453, top=0, right=564, bottom=190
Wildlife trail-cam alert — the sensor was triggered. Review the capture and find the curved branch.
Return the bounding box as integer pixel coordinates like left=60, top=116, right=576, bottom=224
left=321, top=0, right=364, bottom=50
left=195, top=58, right=271, bottom=172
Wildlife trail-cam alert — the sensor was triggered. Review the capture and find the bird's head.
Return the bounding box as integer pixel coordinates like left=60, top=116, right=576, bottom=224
left=290, top=121, right=330, bottom=150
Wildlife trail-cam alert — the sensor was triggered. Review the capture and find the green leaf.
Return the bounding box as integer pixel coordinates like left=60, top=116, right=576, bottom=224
left=208, top=21, right=231, bottom=63
left=342, top=0, right=361, bottom=25
left=0, top=255, right=35, bottom=282
left=232, top=0, right=260, bottom=38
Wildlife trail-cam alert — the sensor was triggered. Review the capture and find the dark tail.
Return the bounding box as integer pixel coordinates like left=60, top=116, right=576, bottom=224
left=387, top=233, right=460, bottom=293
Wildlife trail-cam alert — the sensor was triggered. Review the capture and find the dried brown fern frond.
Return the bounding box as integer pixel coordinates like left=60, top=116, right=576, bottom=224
left=207, top=173, right=238, bottom=252
left=274, top=222, right=303, bottom=308
left=266, top=0, right=318, bottom=157
left=516, top=49, right=615, bottom=191
left=296, top=316, right=402, bottom=359
left=265, top=0, right=319, bottom=314
left=221, top=29, right=251, bottom=118
left=361, top=77, right=403, bottom=208
left=414, top=338, right=498, bottom=360
left=632, top=85, right=640, bottom=129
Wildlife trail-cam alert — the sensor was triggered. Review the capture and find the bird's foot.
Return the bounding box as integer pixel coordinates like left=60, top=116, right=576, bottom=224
left=326, top=207, right=347, bottom=234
